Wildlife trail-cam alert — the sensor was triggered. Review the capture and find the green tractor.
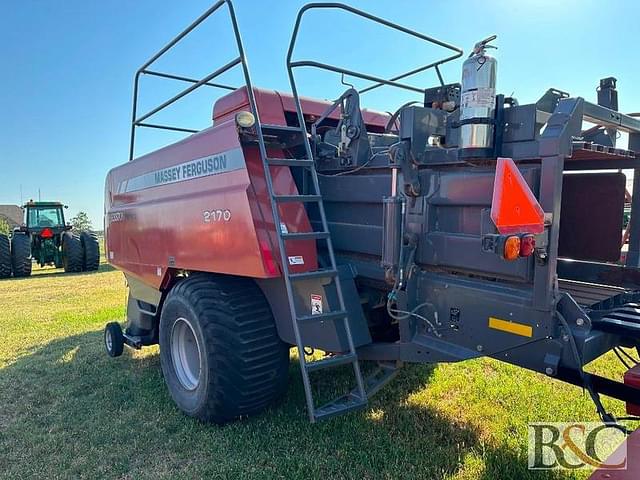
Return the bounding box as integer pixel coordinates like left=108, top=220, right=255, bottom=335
left=0, top=201, right=100, bottom=278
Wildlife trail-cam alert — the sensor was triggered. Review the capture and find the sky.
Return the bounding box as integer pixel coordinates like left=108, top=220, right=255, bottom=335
left=1, top=0, right=639, bottom=227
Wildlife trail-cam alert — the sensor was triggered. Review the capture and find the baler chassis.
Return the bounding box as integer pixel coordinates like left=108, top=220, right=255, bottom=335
left=106, top=0, right=640, bottom=430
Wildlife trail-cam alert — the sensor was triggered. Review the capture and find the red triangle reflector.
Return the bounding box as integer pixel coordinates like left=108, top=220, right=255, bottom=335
left=491, top=157, right=544, bottom=234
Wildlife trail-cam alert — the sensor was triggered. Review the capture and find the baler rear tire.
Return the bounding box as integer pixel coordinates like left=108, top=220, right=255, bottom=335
left=159, top=274, right=289, bottom=424
left=0, top=235, right=11, bottom=279
left=80, top=231, right=100, bottom=271
left=10, top=233, right=32, bottom=278
left=62, top=232, right=83, bottom=273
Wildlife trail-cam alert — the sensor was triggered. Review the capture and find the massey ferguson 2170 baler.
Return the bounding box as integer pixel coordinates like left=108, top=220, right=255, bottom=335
left=104, top=1, right=640, bottom=425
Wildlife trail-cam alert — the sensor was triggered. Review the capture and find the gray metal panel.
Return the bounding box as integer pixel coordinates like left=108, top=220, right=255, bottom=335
left=398, top=271, right=556, bottom=366
left=419, top=232, right=532, bottom=280
left=124, top=273, right=162, bottom=306
left=500, top=140, right=541, bottom=160
left=317, top=172, right=390, bottom=258
left=318, top=162, right=542, bottom=281
left=294, top=265, right=372, bottom=351
left=324, top=202, right=383, bottom=226
left=502, top=104, right=538, bottom=143
left=418, top=165, right=539, bottom=280
left=319, top=164, right=539, bottom=281
left=318, top=173, right=391, bottom=203
left=324, top=223, right=383, bottom=257
left=431, top=205, right=483, bottom=235
left=257, top=268, right=372, bottom=352
left=427, top=165, right=540, bottom=206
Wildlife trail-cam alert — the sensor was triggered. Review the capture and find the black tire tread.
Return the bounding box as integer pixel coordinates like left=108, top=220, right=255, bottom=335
left=0, top=235, right=10, bottom=279
left=163, top=274, right=289, bottom=423
left=80, top=231, right=100, bottom=271
left=62, top=232, right=83, bottom=273
left=10, top=233, right=32, bottom=278
left=105, top=322, right=124, bottom=358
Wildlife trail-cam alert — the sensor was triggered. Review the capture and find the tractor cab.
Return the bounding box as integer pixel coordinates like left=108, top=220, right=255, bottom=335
left=20, top=201, right=70, bottom=270
left=23, top=201, right=68, bottom=234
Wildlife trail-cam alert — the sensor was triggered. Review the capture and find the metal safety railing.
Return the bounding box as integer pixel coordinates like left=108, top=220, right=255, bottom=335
left=128, top=0, right=258, bottom=161
left=285, top=2, right=463, bottom=103
left=129, top=2, right=466, bottom=162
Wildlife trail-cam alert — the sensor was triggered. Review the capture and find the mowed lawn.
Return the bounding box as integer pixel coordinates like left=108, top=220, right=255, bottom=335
left=0, top=263, right=636, bottom=479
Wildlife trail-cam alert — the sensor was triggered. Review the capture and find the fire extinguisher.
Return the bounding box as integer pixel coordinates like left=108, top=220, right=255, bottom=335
left=460, top=35, right=497, bottom=157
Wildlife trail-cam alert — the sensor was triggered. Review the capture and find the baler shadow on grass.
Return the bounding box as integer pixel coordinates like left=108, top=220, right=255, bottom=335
left=0, top=330, right=568, bottom=480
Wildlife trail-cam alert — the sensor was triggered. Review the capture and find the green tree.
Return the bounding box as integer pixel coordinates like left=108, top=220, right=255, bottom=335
left=70, top=211, right=93, bottom=232
left=0, top=217, right=10, bottom=236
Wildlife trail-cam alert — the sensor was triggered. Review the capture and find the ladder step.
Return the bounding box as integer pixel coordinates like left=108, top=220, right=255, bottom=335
left=282, top=231, right=329, bottom=241
left=314, top=394, right=367, bottom=421
left=274, top=194, right=321, bottom=203
left=261, top=124, right=306, bottom=134
left=289, top=268, right=338, bottom=281
left=267, top=157, right=314, bottom=167
left=306, top=353, right=357, bottom=372
left=297, top=309, right=348, bottom=324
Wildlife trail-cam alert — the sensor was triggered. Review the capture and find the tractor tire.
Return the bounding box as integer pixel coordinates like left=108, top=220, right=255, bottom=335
left=80, top=231, right=100, bottom=271
left=159, top=274, right=289, bottom=424
left=0, top=235, right=11, bottom=279
left=10, top=233, right=32, bottom=278
left=62, top=232, right=83, bottom=273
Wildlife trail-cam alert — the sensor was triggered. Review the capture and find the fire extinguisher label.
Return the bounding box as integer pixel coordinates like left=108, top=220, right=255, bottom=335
left=311, top=294, right=323, bottom=315
left=461, top=87, right=495, bottom=109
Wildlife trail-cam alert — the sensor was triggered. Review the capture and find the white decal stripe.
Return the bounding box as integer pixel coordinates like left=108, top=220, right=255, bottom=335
left=118, top=147, right=245, bottom=193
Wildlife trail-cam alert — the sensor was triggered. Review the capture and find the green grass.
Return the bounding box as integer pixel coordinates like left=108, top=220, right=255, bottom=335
left=0, top=262, right=635, bottom=479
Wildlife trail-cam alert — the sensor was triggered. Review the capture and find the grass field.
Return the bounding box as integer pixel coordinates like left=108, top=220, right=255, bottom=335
left=0, top=262, right=636, bottom=479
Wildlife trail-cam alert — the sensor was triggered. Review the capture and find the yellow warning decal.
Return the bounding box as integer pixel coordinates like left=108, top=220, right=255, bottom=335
left=488, top=317, right=533, bottom=337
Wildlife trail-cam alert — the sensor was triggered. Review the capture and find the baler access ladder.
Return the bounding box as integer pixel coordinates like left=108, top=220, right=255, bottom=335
left=260, top=126, right=369, bottom=422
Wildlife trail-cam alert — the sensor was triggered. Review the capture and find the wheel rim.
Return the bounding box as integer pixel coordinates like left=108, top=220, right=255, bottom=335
left=105, top=329, right=113, bottom=352
left=170, top=317, right=202, bottom=391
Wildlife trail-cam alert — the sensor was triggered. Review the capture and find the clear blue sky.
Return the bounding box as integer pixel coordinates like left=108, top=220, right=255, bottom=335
left=1, top=0, right=639, bottom=227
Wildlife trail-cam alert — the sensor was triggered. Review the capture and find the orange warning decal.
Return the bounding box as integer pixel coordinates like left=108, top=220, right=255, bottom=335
left=490, top=157, right=544, bottom=234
